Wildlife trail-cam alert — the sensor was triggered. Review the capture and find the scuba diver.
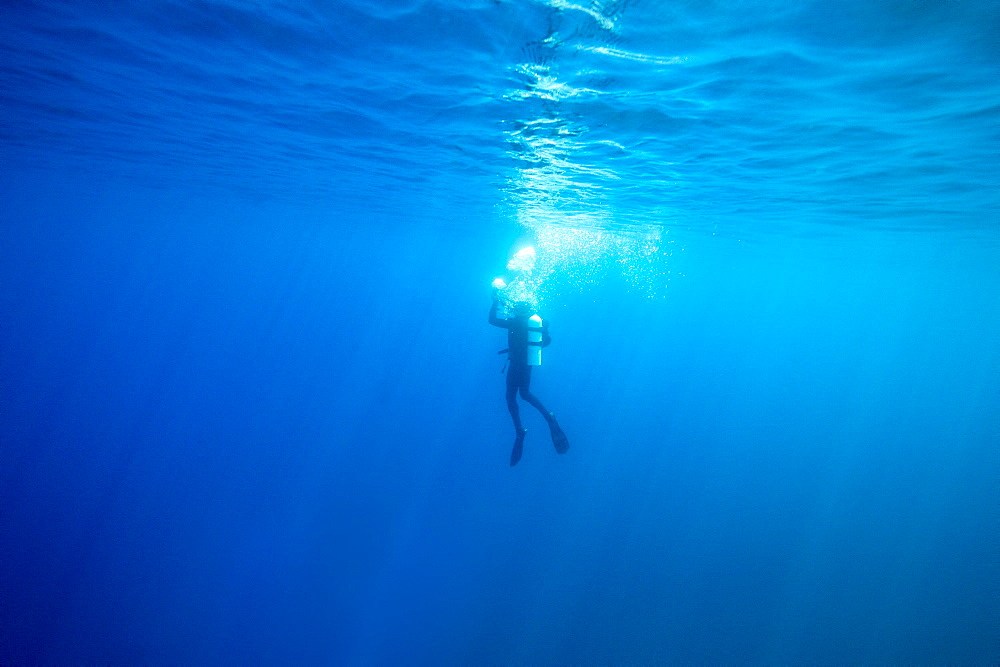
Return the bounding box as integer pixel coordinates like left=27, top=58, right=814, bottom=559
left=489, top=291, right=570, bottom=466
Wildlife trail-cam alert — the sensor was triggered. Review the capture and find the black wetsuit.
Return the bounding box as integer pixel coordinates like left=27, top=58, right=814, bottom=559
left=489, top=300, right=553, bottom=433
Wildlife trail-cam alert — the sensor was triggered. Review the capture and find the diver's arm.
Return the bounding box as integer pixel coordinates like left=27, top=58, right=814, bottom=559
left=488, top=298, right=509, bottom=328
left=542, top=322, right=552, bottom=348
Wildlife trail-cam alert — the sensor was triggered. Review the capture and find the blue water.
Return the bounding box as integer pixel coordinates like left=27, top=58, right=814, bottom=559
left=2, top=1, right=998, bottom=664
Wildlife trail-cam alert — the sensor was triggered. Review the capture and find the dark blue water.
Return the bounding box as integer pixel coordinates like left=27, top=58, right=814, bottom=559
left=2, top=1, right=998, bottom=664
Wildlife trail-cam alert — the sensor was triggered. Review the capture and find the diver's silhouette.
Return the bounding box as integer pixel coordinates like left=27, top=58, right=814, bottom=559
left=489, top=295, right=569, bottom=465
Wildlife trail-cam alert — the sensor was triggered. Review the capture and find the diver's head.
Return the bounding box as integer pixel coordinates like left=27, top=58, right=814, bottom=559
left=512, top=301, right=533, bottom=317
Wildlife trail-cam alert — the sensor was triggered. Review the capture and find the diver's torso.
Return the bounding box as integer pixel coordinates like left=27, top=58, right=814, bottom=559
left=506, top=317, right=529, bottom=366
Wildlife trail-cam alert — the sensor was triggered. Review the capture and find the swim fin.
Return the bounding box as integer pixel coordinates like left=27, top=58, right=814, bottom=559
left=510, top=428, right=526, bottom=466
left=548, top=416, right=569, bottom=454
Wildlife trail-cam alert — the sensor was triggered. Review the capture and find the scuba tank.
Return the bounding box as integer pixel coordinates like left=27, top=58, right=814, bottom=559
left=527, top=314, right=543, bottom=366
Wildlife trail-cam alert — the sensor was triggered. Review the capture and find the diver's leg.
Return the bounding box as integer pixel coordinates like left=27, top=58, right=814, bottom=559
left=519, top=370, right=569, bottom=454
left=518, top=368, right=555, bottom=424
left=520, top=390, right=555, bottom=423
left=506, top=379, right=523, bottom=432
left=506, top=371, right=527, bottom=466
